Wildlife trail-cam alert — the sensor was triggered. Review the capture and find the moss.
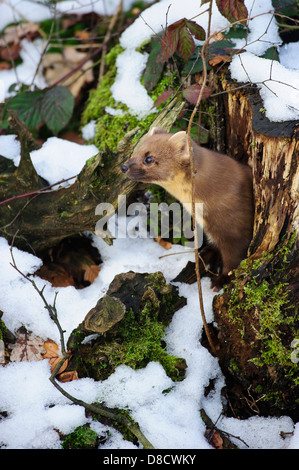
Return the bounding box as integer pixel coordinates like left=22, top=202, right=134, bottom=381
left=81, top=44, right=177, bottom=151
left=71, top=272, right=186, bottom=382
left=62, top=424, right=99, bottom=449
left=96, top=301, right=184, bottom=381
left=225, top=233, right=298, bottom=392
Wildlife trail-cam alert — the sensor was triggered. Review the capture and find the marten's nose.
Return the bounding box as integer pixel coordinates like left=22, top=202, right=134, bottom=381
left=121, top=164, right=128, bottom=173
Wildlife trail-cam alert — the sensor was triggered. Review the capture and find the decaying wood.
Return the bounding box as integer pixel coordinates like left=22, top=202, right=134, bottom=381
left=0, top=98, right=184, bottom=253
left=215, top=72, right=299, bottom=257
left=210, top=69, right=299, bottom=417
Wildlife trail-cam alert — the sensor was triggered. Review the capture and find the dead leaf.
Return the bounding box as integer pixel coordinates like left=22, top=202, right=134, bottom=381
left=84, top=264, right=100, bottom=283
left=35, top=264, right=75, bottom=287
left=9, top=327, right=45, bottom=362
left=42, top=339, right=69, bottom=374
left=75, top=30, right=91, bottom=42
left=58, top=370, right=78, bottom=382
left=0, top=62, right=11, bottom=70
left=0, top=42, right=22, bottom=61
left=183, top=83, right=213, bottom=104
left=155, top=236, right=172, bottom=250
left=0, top=23, right=40, bottom=47
left=209, top=55, right=231, bottom=66
left=42, top=47, right=94, bottom=98
left=206, top=428, right=224, bottom=449
left=211, top=31, right=226, bottom=42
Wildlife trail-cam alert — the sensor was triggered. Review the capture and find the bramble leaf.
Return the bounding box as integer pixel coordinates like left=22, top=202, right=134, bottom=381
left=154, top=90, right=174, bottom=107
left=7, top=90, right=44, bottom=129
left=183, top=83, right=213, bottom=104
left=185, top=20, right=206, bottom=41
left=161, top=18, right=206, bottom=63
left=161, top=22, right=180, bottom=61
left=216, top=0, right=248, bottom=23
left=41, top=86, right=74, bottom=135
left=177, top=24, right=196, bottom=62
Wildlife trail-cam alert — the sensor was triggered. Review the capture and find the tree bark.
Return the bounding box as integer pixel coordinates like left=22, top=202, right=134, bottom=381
left=210, top=69, right=299, bottom=418
left=0, top=99, right=184, bottom=254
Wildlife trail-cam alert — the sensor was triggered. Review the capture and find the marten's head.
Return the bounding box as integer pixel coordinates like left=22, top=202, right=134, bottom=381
left=121, top=128, right=190, bottom=184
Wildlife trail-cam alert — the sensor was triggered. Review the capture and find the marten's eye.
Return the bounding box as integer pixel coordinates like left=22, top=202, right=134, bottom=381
left=144, top=155, right=154, bottom=165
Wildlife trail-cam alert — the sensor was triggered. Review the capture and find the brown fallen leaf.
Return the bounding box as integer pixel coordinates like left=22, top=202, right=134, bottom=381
left=209, top=55, right=231, bottom=66
left=58, top=370, right=78, bottom=383
left=155, top=236, right=172, bottom=250
left=75, top=30, right=91, bottom=42
left=42, top=47, right=94, bottom=98
left=9, top=327, right=45, bottom=362
left=42, top=339, right=69, bottom=374
left=35, top=263, right=75, bottom=287
left=205, top=428, right=224, bottom=449
left=0, top=42, right=22, bottom=61
left=0, top=62, right=11, bottom=70
left=0, top=23, right=40, bottom=47
left=84, top=264, right=101, bottom=284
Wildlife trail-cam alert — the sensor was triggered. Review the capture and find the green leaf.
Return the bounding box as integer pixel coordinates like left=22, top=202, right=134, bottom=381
left=143, top=38, right=165, bottom=91
left=224, top=23, right=248, bottom=41
left=41, top=86, right=74, bottom=135
left=161, top=22, right=180, bottom=61
left=185, top=20, right=206, bottom=41
left=177, top=24, right=196, bottom=62
left=216, top=0, right=248, bottom=23
left=7, top=90, right=44, bottom=129
left=161, top=18, right=206, bottom=63
left=261, top=46, right=280, bottom=62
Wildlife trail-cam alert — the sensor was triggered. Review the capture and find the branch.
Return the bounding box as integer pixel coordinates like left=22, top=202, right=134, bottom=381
left=0, top=175, right=77, bottom=206
left=9, top=233, right=155, bottom=449
left=186, top=0, right=217, bottom=357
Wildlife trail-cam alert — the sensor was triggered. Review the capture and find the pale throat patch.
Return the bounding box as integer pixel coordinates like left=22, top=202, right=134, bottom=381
left=156, top=171, right=205, bottom=229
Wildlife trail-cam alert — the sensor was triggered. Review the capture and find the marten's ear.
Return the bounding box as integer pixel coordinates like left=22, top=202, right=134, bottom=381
left=169, top=131, right=188, bottom=154
left=148, top=127, right=167, bottom=136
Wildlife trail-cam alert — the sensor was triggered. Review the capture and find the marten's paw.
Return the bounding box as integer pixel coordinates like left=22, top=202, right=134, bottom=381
left=211, top=274, right=230, bottom=292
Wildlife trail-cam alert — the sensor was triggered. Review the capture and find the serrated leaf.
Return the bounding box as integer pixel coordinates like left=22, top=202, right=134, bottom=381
left=7, top=90, right=44, bottom=129
left=261, top=46, right=280, bottom=62
left=161, top=23, right=180, bottom=61
left=177, top=25, right=195, bottom=62
left=143, top=38, right=164, bottom=91
left=216, top=0, right=248, bottom=23
left=185, top=20, right=206, bottom=41
left=41, top=85, right=74, bottom=135
left=183, top=83, right=213, bottom=104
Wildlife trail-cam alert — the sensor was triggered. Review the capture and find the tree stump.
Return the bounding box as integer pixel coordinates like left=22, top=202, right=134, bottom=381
left=210, top=69, right=299, bottom=418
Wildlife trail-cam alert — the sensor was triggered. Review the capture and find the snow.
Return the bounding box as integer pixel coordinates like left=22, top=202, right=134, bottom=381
left=0, top=0, right=298, bottom=451
left=110, top=0, right=299, bottom=121
left=0, top=39, right=47, bottom=97
left=0, top=135, right=98, bottom=186
left=0, top=222, right=298, bottom=449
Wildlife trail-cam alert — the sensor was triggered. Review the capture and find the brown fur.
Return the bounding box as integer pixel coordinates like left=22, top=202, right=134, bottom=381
left=121, top=128, right=254, bottom=289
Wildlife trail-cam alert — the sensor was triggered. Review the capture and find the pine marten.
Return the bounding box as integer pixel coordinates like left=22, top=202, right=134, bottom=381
left=121, top=127, right=254, bottom=290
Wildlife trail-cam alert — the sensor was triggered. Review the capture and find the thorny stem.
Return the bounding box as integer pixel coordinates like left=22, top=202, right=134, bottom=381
left=185, top=0, right=218, bottom=357
left=0, top=175, right=77, bottom=206
left=9, top=232, right=155, bottom=449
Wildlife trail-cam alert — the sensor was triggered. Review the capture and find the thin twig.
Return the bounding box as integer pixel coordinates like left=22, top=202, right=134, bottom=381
left=9, top=233, right=154, bottom=449
left=0, top=175, right=77, bottom=206
left=99, top=0, right=123, bottom=83
left=186, top=8, right=217, bottom=357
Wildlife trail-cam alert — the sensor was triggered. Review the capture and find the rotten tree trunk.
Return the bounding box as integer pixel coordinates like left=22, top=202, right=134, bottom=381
left=0, top=99, right=184, bottom=254
left=210, top=69, right=299, bottom=418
